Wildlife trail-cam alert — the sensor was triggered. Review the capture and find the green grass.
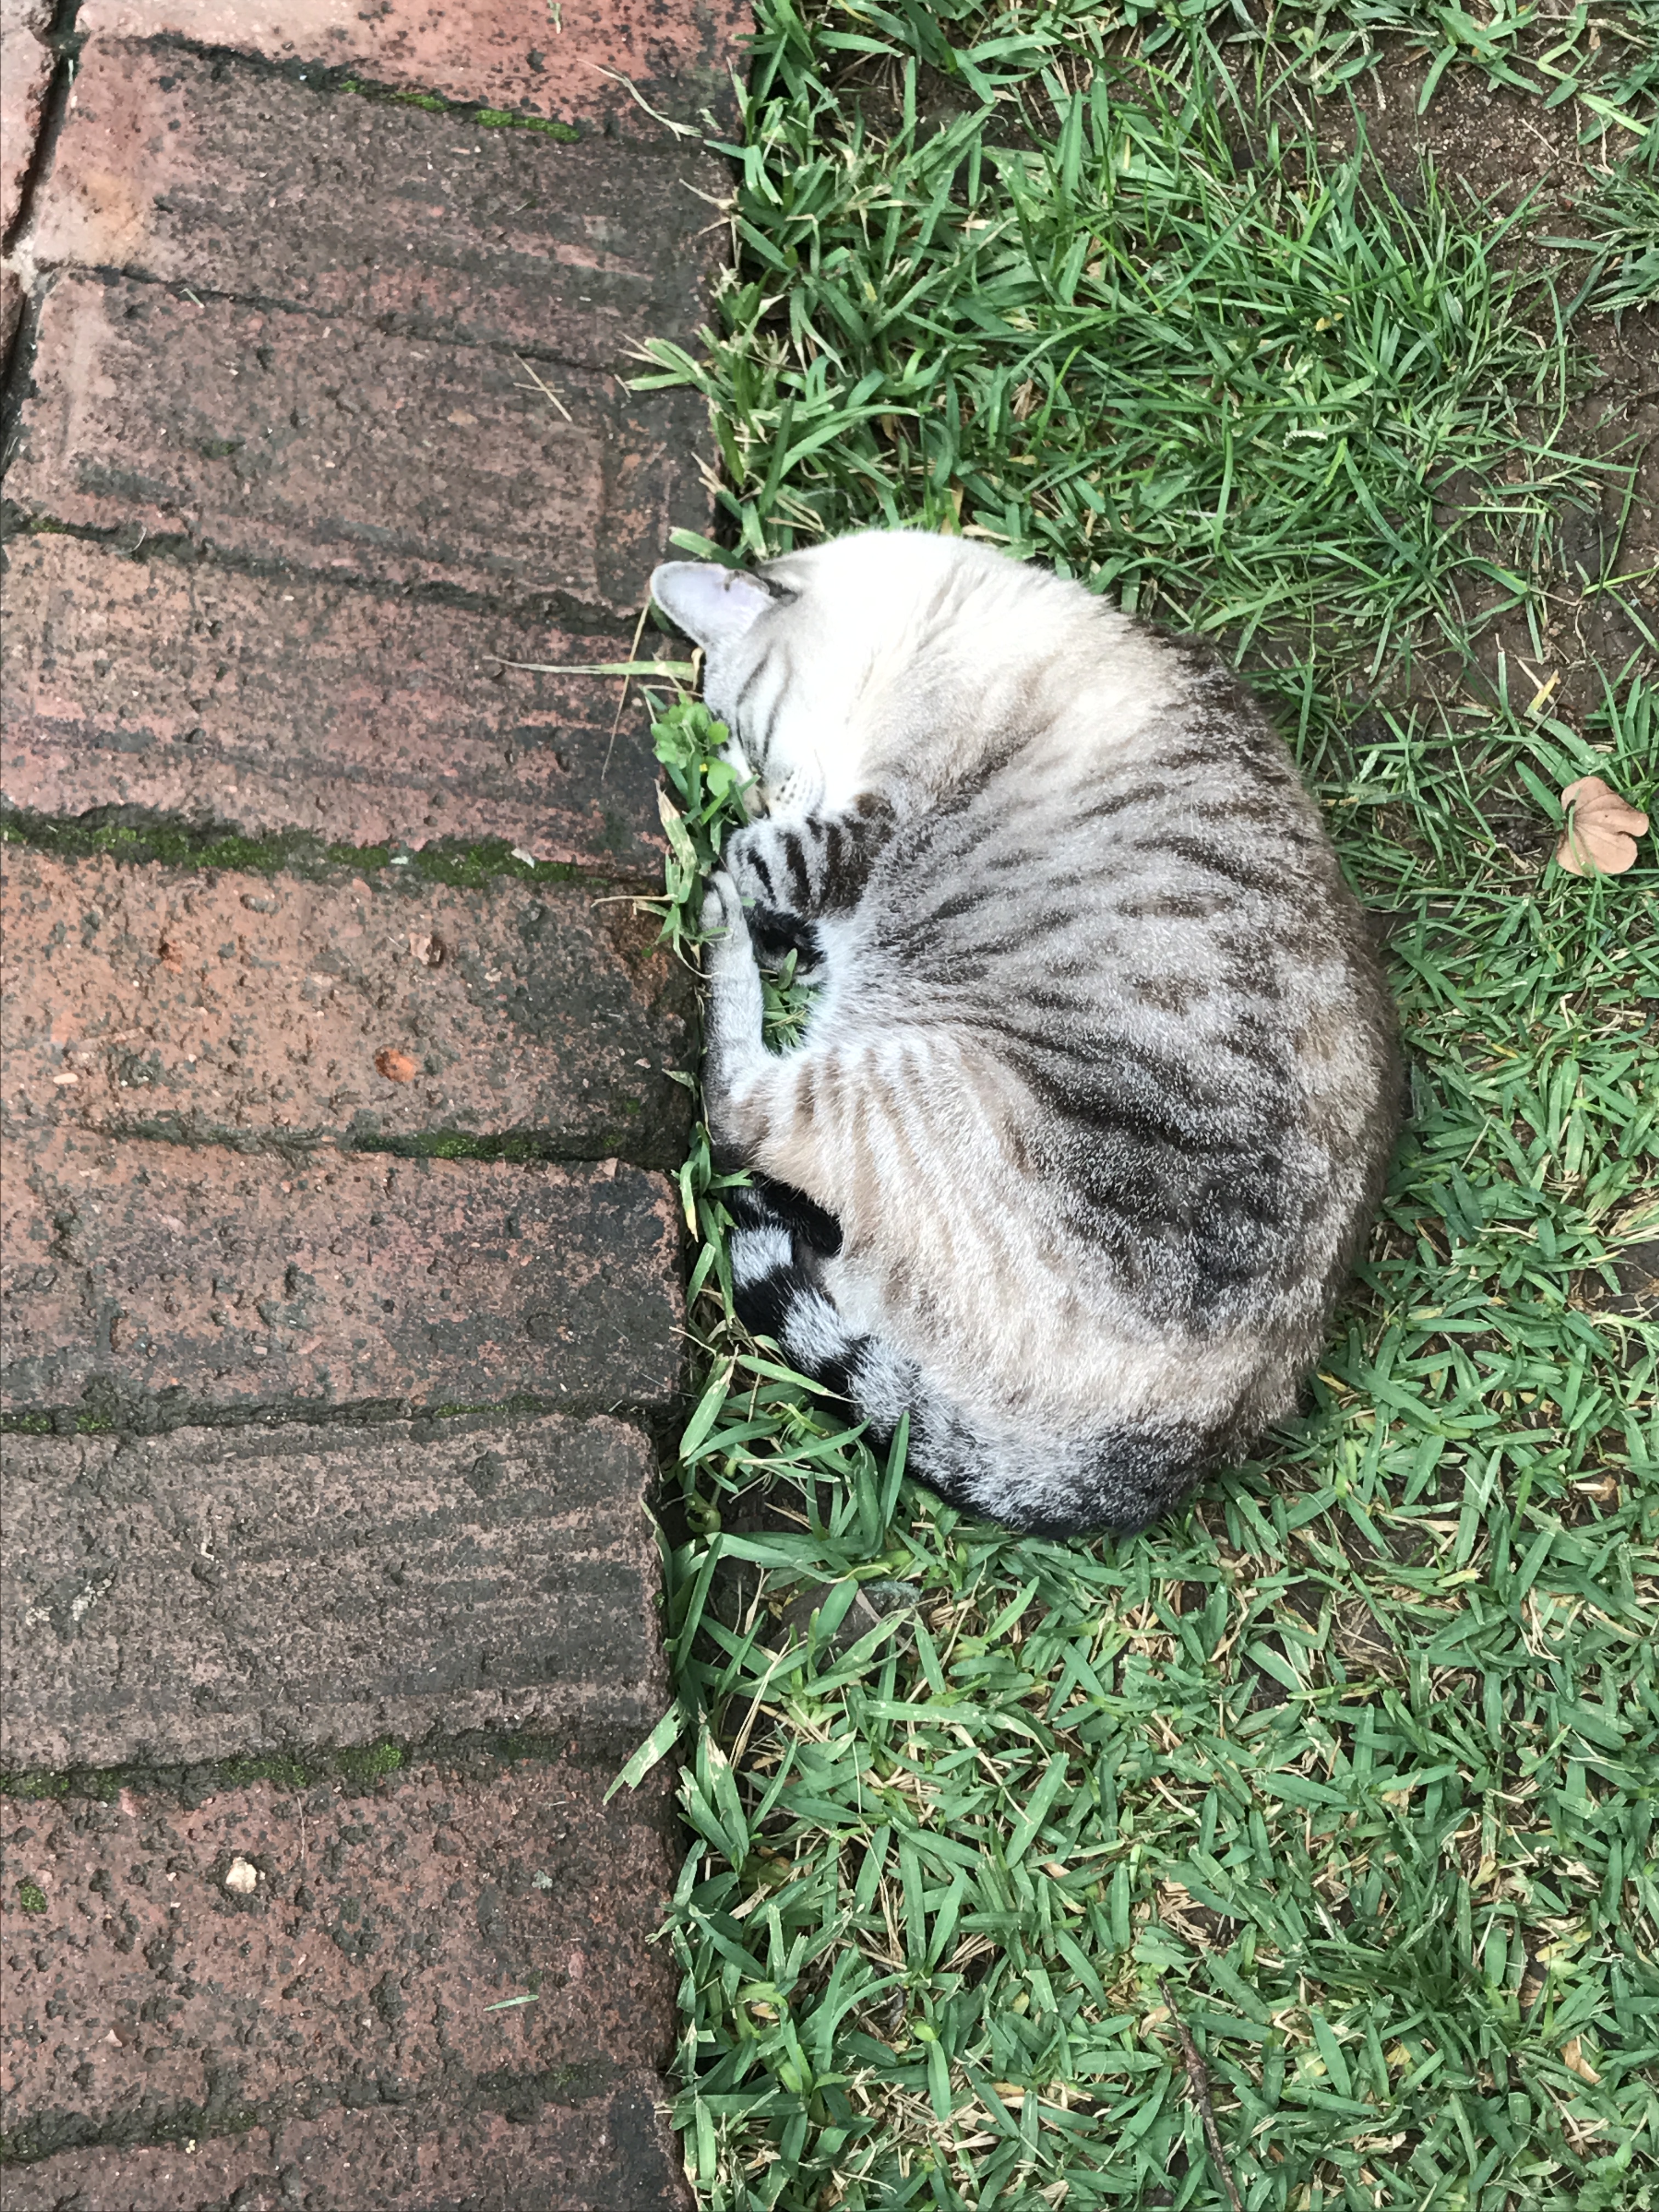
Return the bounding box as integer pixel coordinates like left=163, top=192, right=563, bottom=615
left=1551, top=130, right=1659, bottom=315
left=704, top=0, right=1659, bottom=133
left=639, top=32, right=1647, bottom=690
left=634, top=5, right=1659, bottom=2207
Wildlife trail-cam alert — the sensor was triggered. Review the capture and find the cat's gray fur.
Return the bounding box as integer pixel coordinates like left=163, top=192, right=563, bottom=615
left=651, top=530, right=1400, bottom=1537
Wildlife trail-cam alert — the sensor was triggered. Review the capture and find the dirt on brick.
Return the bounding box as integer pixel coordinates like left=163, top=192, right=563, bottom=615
left=8, top=273, right=706, bottom=620
left=1, top=1, right=53, bottom=245
left=1, top=537, right=676, bottom=873
left=1, top=2096, right=690, bottom=2211
left=37, top=41, right=730, bottom=375
left=2, top=2095, right=692, bottom=2210
left=74, top=0, right=751, bottom=140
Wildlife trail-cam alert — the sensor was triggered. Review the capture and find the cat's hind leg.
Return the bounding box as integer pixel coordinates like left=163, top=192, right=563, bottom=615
left=724, top=1183, right=921, bottom=1448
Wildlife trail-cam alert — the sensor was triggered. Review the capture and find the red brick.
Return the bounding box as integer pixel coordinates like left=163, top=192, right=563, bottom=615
left=0, top=1128, right=685, bottom=1422
left=2, top=1412, right=672, bottom=1769
left=1, top=847, right=692, bottom=1165
left=1, top=2096, right=691, bottom=2211
left=1, top=1, right=53, bottom=239
left=36, top=41, right=728, bottom=375
left=1, top=537, right=673, bottom=873
left=0, top=1762, right=690, bottom=2207
left=6, top=272, right=704, bottom=617
left=73, top=0, right=749, bottom=140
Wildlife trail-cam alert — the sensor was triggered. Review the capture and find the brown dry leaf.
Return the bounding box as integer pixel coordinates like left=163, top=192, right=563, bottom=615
left=374, top=1048, right=419, bottom=1083
left=1555, top=776, right=1649, bottom=876
left=1561, top=2037, right=1601, bottom=2085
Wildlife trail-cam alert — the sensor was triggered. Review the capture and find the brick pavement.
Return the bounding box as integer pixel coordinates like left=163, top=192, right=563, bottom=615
left=2, top=538, right=669, bottom=865
left=1, top=1, right=741, bottom=2199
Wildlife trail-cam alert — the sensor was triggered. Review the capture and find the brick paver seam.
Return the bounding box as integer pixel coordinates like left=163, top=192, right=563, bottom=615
left=2, top=1, right=83, bottom=455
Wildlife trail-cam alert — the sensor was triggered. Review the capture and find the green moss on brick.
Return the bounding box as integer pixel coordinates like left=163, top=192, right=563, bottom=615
left=352, top=1129, right=601, bottom=1164
left=338, top=1742, right=404, bottom=1784
left=339, top=73, right=582, bottom=139
left=5, top=1770, right=70, bottom=1799
left=476, top=108, right=582, bottom=139
left=215, top=1753, right=311, bottom=1793
left=2, top=809, right=603, bottom=891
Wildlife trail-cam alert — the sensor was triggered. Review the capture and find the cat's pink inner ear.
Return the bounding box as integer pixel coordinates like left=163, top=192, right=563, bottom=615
left=650, top=561, right=773, bottom=649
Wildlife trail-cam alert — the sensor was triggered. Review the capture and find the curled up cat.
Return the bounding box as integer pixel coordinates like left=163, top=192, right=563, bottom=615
left=650, top=531, right=1401, bottom=1539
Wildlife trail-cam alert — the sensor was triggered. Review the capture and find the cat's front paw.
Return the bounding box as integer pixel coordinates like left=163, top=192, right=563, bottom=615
left=751, top=907, right=823, bottom=977
left=700, top=870, right=749, bottom=944
left=721, top=822, right=774, bottom=907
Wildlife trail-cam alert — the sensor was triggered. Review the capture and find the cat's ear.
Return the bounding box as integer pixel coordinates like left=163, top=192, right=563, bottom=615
left=650, top=561, right=774, bottom=650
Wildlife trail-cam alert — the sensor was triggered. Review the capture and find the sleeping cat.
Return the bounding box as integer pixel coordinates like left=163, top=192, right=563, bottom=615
left=650, top=531, right=1400, bottom=1537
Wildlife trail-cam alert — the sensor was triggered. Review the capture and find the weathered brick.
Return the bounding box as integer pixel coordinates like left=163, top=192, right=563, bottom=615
left=2, top=1412, right=671, bottom=1769
left=36, top=41, right=729, bottom=375
left=73, top=0, right=748, bottom=140
left=7, top=272, right=704, bottom=617
left=0, top=1760, right=689, bottom=2207
left=1, top=537, right=671, bottom=873
left=1, top=0, right=53, bottom=239
left=1, top=847, right=692, bottom=1164
left=75, top=0, right=752, bottom=138
left=1, top=1128, right=685, bottom=1423
left=1, top=2095, right=691, bottom=2212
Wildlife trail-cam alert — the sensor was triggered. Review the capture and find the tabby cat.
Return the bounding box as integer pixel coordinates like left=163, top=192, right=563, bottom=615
left=651, top=531, right=1399, bottom=1537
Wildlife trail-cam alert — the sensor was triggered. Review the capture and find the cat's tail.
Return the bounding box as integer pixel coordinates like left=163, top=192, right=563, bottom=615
left=725, top=1180, right=1211, bottom=1538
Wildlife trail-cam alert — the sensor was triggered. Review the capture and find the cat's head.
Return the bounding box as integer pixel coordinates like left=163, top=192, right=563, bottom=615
left=650, top=529, right=1026, bottom=816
